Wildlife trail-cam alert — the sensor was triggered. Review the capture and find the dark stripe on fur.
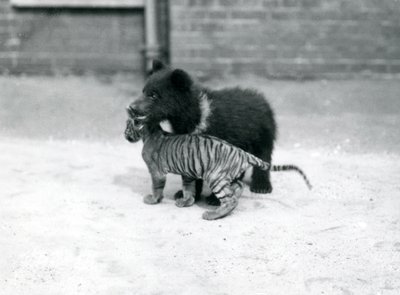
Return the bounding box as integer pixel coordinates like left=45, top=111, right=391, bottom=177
left=271, top=165, right=312, bottom=190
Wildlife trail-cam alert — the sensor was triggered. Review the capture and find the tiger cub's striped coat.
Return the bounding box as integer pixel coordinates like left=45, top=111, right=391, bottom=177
left=125, top=119, right=271, bottom=220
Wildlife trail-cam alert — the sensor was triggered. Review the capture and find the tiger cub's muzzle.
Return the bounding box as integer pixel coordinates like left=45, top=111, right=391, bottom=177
left=125, top=106, right=147, bottom=143
left=126, top=106, right=147, bottom=128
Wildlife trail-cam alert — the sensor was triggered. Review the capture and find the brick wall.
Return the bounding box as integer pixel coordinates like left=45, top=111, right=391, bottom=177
left=170, top=0, right=400, bottom=79
left=0, top=0, right=145, bottom=74
left=1, top=0, right=399, bottom=78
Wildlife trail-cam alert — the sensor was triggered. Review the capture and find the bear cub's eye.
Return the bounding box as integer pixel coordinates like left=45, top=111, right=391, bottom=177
left=148, top=92, right=158, bottom=101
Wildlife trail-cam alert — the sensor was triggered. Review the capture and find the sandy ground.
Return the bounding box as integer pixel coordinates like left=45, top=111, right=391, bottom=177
left=1, top=76, right=400, bottom=294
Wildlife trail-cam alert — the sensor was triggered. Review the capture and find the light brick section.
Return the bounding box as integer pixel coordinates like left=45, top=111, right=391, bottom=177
left=170, top=0, right=400, bottom=78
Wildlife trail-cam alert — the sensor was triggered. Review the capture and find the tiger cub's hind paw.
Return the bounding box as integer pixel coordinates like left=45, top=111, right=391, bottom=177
left=143, top=194, right=163, bottom=205
left=202, top=210, right=222, bottom=220
left=202, top=197, right=238, bottom=220
left=175, top=196, right=195, bottom=208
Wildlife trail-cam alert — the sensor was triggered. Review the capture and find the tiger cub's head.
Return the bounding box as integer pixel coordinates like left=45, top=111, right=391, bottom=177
left=124, top=106, right=147, bottom=143
left=124, top=119, right=143, bottom=143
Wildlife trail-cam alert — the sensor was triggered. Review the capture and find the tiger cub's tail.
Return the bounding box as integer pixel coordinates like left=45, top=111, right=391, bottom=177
left=246, top=154, right=271, bottom=172
left=245, top=153, right=312, bottom=190
left=272, top=165, right=313, bottom=190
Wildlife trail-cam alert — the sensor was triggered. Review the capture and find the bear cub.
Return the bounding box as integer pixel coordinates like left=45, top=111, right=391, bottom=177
left=130, top=60, right=277, bottom=202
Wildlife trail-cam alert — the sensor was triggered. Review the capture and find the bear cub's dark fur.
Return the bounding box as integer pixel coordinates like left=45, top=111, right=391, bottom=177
left=131, top=60, right=277, bottom=201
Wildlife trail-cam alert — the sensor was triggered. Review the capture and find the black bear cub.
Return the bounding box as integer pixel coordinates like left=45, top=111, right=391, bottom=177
left=130, top=60, right=277, bottom=201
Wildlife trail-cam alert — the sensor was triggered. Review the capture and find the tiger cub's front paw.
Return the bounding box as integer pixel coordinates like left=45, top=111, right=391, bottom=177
left=143, top=194, right=163, bottom=205
left=175, top=196, right=195, bottom=208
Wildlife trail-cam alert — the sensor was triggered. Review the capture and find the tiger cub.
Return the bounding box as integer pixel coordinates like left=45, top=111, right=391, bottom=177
left=125, top=118, right=272, bottom=220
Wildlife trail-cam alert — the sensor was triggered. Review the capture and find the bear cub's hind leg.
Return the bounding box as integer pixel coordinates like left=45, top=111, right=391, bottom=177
left=250, top=168, right=272, bottom=193
left=250, top=146, right=273, bottom=194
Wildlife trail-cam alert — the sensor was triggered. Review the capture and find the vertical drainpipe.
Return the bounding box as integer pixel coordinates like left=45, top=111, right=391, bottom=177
left=144, top=0, right=160, bottom=72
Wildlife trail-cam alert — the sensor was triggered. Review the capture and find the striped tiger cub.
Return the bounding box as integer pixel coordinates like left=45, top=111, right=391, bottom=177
left=125, top=117, right=311, bottom=220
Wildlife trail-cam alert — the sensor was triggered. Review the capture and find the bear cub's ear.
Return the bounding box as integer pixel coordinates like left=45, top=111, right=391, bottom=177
left=152, top=59, right=165, bottom=72
left=171, top=69, right=193, bottom=90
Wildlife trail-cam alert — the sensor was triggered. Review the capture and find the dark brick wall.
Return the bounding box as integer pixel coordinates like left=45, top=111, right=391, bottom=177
left=170, top=0, right=400, bottom=78
left=0, top=0, right=145, bottom=74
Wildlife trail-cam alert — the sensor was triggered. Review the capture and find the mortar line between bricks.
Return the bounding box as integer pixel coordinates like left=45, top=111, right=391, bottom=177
left=175, top=57, right=400, bottom=66
left=0, top=52, right=141, bottom=59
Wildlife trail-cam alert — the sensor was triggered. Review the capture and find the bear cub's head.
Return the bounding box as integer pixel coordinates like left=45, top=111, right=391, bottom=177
left=127, top=60, right=202, bottom=134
